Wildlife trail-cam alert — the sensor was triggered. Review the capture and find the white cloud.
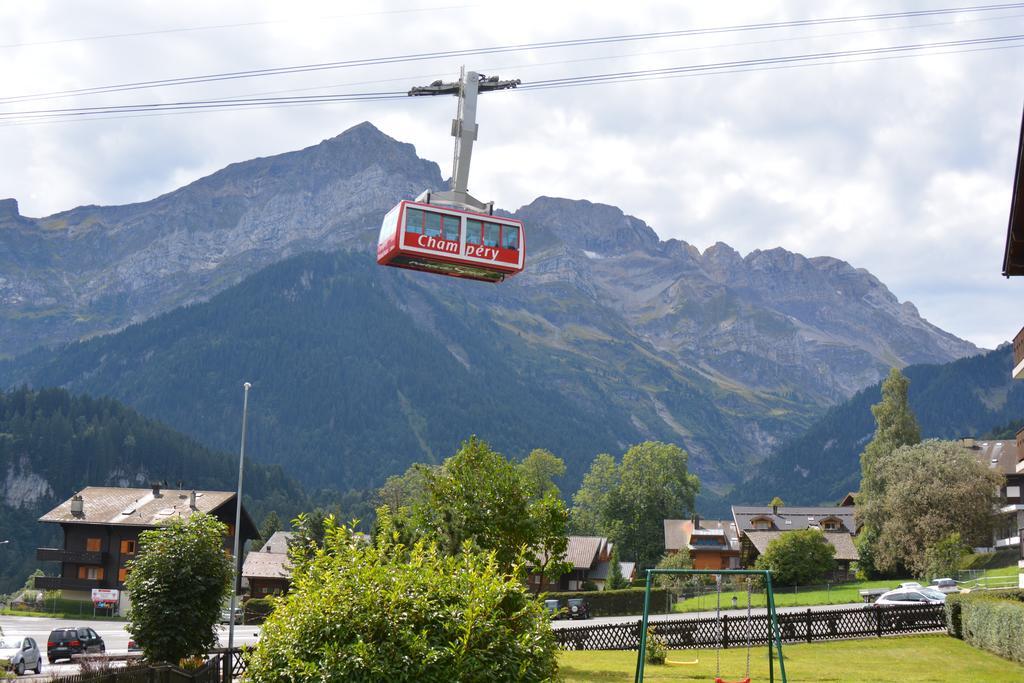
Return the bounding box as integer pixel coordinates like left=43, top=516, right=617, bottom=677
left=0, top=0, right=1021, bottom=348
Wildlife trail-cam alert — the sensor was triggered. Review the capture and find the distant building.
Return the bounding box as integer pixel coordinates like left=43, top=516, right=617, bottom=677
left=36, top=484, right=258, bottom=615
left=242, top=531, right=294, bottom=597
left=663, top=516, right=740, bottom=570
left=961, top=438, right=1024, bottom=552
left=527, top=535, right=635, bottom=592
left=731, top=504, right=859, bottom=579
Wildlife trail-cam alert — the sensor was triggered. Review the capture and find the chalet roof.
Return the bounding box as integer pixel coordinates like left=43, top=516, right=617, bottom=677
left=39, top=486, right=242, bottom=528
left=965, top=439, right=1020, bottom=475
left=564, top=536, right=607, bottom=570
left=664, top=518, right=739, bottom=552
left=260, top=531, right=295, bottom=554
left=589, top=560, right=637, bottom=581
left=743, top=530, right=860, bottom=562
left=242, top=550, right=291, bottom=580
left=1004, top=102, right=1024, bottom=276
left=732, top=506, right=857, bottom=533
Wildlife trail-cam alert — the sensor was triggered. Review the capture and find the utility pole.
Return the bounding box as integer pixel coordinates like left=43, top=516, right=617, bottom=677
left=409, top=67, right=519, bottom=213
left=227, top=381, right=251, bottom=672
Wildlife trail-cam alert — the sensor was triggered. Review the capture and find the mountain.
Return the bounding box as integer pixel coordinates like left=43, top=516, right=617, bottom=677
left=0, top=122, right=982, bottom=495
left=0, top=386, right=316, bottom=593
left=722, top=345, right=1024, bottom=515
left=0, top=123, right=442, bottom=359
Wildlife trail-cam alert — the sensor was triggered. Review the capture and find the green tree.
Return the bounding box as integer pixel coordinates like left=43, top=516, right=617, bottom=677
left=250, top=511, right=282, bottom=552
left=868, top=441, right=1002, bottom=577
left=125, top=513, right=233, bottom=664
left=606, top=545, right=628, bottom=590
left=246, top=515, right=559, bottom=682
left=857, top=368, right=921, bottom=576
left=572, top=442, right=700, bottom=569
left=388, top=437, right=571, bottom=583
left=860, top=368, right=921, bottom=502
left=769, top=496, right=784, bottom=507
left=519, top=448, right=566, bottom=500
left=755, top=529, right=836, bottom=586
left=922, top=532, right=968, bottom=581
left=569, top=453, right=620, bottom=535
left=653, top=549, right=694, bottom=596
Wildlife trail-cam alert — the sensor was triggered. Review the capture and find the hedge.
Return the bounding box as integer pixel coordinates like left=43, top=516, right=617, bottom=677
left=946, top=589, right=1024, bottom=664
left=243, top=597, right=277, bottom=624
left=543, top=587, right=672, bottom=617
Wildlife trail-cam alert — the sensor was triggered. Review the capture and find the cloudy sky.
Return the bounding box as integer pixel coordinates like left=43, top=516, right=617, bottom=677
left=1, top=1, right=1022, bottom=348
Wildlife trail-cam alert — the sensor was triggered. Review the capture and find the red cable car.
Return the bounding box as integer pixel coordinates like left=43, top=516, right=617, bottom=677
left=376, top=200, right=525, bottom=283
left=378, top=68, right=524, bottom=283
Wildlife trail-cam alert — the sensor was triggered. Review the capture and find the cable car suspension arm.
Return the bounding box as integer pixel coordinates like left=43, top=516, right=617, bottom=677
left=409, top=68, right=520, bottom=212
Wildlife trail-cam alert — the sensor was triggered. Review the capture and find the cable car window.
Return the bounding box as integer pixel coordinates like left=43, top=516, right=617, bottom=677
left=406, top=208, right=424, bottom=234
left=425, top=211, right=442, bottom=237
left=466, top=219, right=483, bottom=245
left=483, top=223, right=500, bottom=247
left=443, top=215, right=461, bottom=241
left=501, top=225, right=519, bottom=250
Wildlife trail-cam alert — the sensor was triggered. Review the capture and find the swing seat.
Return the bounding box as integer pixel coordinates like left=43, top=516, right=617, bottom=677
left=666, top=657, right=699, bottom=666
left=714, top=678, right=750, bottom=683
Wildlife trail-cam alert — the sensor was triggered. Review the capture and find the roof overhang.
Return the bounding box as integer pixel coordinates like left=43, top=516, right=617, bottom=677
left=1004, top=102, right=1024, bottom=277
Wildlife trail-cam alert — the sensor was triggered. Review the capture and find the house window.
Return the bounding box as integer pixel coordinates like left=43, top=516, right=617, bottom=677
left=120, top=539, right=136, bottom=555
left=78, top=566, right=104, bottom=580
left=85, top=538, right=102, bottom=552
left=821, top=521, right=840, bottom=531
left=751, top=519, right=772, bottom=530
left=118, top=568, right=129, bottom=582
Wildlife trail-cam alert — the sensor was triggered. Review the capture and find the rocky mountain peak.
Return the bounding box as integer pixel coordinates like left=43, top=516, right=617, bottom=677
left=0, top=198, right=21, bottom=224
left=516, top=196, right=660, bottom=255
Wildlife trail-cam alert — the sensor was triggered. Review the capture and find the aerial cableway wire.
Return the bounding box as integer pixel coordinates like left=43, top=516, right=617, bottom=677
left=2, top=32, right=1022, bottom=125
left=2, top=2, right=1023, bottom=104
left=0, top=35, right=1019, bottom=126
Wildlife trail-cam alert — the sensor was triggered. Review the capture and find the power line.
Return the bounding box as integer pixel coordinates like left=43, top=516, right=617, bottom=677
left=0, top=4, right=478, bottom=49
left=3, top=2, right=1023, bottom=104
left=2, top=32, right=1020, bottom=126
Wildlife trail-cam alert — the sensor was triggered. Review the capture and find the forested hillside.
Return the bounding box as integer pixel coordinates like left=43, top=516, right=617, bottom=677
left=722, top=345, right=1024, bottom=514
left=0, top=386, right=314, bottom=593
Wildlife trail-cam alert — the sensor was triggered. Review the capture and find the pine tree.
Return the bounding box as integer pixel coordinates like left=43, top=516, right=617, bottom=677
left=606, top=545, right=628, bottom=590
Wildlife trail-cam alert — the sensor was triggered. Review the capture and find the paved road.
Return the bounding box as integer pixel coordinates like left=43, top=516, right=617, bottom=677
left=0, top=615, right=261, bottom=679
left=549, top=601, right=867, bottom=629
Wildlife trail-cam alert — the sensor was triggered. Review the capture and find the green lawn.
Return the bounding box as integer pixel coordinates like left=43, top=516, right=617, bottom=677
left=559, top=634, right=1024, bottom=682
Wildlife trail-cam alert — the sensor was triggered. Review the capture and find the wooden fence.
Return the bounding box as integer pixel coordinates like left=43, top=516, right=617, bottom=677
left=555, top=603, right=946, bottom=651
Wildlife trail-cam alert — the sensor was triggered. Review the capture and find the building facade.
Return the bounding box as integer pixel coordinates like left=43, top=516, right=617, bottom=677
left=731, top=505, right=859, bottom=580
left=36, top=484, right=257, bottom=614
left=663, top=516, right=741, bottom=570
left=1002, top=101, right=1024, bottom=588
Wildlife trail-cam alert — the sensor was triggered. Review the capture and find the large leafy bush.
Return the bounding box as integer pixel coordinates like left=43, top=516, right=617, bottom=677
left=246, top=516, right=558, bottom=682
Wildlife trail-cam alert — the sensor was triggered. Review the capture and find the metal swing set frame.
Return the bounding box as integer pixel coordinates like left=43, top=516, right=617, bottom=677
left=634, top=568, right=788, bottom=683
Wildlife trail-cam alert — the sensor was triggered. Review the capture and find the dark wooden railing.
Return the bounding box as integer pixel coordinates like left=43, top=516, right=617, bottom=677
left=554, top=603, right=945, bottom=651
left=1014, top=326, right=1024, bottom=377
left=36, top=547, right=105, bottom=564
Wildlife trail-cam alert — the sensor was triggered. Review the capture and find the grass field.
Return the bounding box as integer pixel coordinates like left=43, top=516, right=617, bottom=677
left=558, top=634, right=1024, bottom=682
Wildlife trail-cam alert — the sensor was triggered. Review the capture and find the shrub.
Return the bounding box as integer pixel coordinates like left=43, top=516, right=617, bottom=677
left=543, top=587, right=672, bottom=617
left=948, top=590, right=1024, bottom=664
left=242, top=597, right=276, bottom=624
left=246, top=519, right=558, bottom=682
left=644, top=628, right=667, bottom=665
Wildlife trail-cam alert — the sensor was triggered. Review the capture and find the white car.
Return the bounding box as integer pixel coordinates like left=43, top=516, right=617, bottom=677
left=0, top=635, right=43, bottom=676
left=931, top=578, right=960, bottom=594
left=874, top=587, right=946, bottom=605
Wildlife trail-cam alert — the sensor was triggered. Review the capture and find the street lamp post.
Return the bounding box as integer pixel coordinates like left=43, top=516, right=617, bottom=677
left=227, top=382, right=251, bottom=659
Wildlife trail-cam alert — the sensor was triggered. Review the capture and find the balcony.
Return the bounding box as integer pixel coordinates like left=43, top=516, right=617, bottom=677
left=36, top=548, right=105, bottom=564
left=1014, top=326, right=1024, bottom=380
left=33, top=575, right=105, bottom=591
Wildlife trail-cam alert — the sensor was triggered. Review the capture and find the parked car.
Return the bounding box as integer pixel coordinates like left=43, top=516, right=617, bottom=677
left=874, top=587, right=946, bottom=605
left=0, top=635, right=42, bottom=676
left=567, top=598, right=590, bottom=620
left=931, top=578, right=960, bottom=594
left=543, top=599, right=562, bottom=619
left=220, top=606, right=243, bottom=624
left=46, top=627, right=105, bottom=663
